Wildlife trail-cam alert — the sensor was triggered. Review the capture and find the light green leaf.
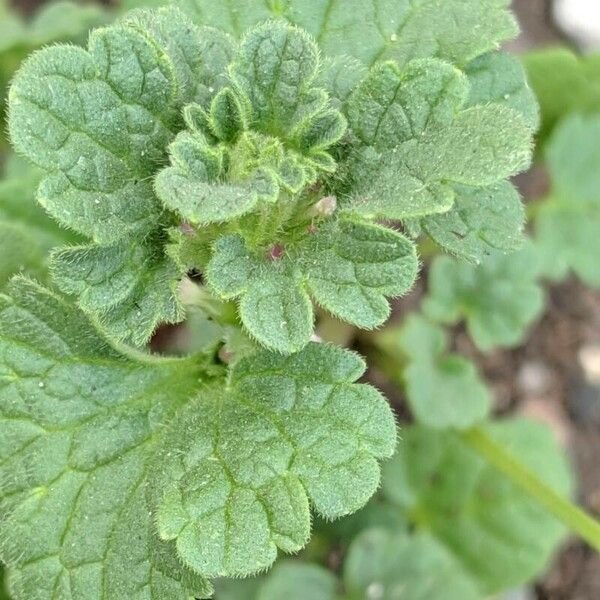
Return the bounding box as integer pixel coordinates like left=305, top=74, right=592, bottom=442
left=344, top=530, right=480, bottom=600
left=341, top=54, right=533, bottom=230
left=524, top=48, right=600, bottom=148
left=0, top=158, right=79, bottom=286
left=423, top=242, right=544, bottom=351
left=466, top=51, right=540, bottom=130
left=148, top=343, right=396, bottom=577
left=0, top=277, right=211, bottom=600
left=534, top=115, right=600, bottom=287
left=229, top=20, right=346, bottom=154
left=302, top=219, right=419, bottom=329
left=214, top=560, right=337, bottom=600
left=9, top=11, right=181, bottom=243
left=383, top=420, right=573, bottom=594
left=5, top=15, right=230, bottom=238
left=50, top=239, right=183, bottom=347
left=347, top=59, right=468, bottom=151
left=7, top=7, right=236, bottom=345
left=257, top=561, right=337, bottom=600
left=206, top=235, right=313, bottom=353
left=317, top=55, right=367, bottom=106
left=206, top=219, right=418, bottom=351
left=179, top=0, right=518, bottom=69
left=416, top=182, right=526, bottom=264
left=155, top=131, right=275, bottom=226
left=379, top=314, right=490, bottom=429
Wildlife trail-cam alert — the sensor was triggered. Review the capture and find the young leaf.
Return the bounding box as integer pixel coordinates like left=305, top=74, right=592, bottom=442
left=344, top=530, right=480, bottom=600
left=205, top=234, right=313, bottom=353
left=423, top=242, right=544, bottom=351
left=0, top=278, right=212, bottom=600
left=415, top=182, right=526, bottom=264
left=7, top=7, right=235, bottom=345
left=379, top=314, right=491, bottom=429
left=534, top=114, right=600, bottom=287
left=155, top=130, right=276, bottom=226
left=382, top=420, right=573, bottom=594
left=179, top=0, right=518, bottom=69
left=147, top=343, right=396, bottom=577
left=301, top=219, right=419, bottom=329
left=206, top=220, right=418, bottom=353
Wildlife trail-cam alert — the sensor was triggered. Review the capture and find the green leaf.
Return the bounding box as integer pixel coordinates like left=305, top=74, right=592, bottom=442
left=0, top=158, right=79, bottom=286
left=382, top=420, right=573, bottom=594
left=257, top=561, right=337, bottom=600
left=344, top=530, right=480, bottom=600
left=301, top=219, right=419, bottom=329
left=345, top=60, right=533, bottom=221
left=206, top=234, right=313, bottom=353
left=0, top=278, right=212, bottom=600
left=380, top=314, right=490, bottom=429
left=147, top=343, right=396, bottom=577
left=229, top=20, right=347, bottom=156
left=155, top=130, right=276, bottom=226
left=423, top=242, right=544, bottom=351
left=466, top=51, right=540, bottom=131
left=534, top=114, right=600, bottom=287
left=214, top=560, right=337, bottom=600
left=206, top=219, right=418, bottom=352
left=524, top=48, right=600, bottom=148
left=415, top=181, right=526, bottom=264
left=347, top=59, right=468, bottom=152
left=50, top=239, right=183, bottom=347
left=179, top=0, right=518, bottom=69
left=7, top=7, right=236, bottom=345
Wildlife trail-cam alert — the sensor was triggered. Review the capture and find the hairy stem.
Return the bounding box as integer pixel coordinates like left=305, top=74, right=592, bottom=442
left=462, top=426, right=600, bottom=553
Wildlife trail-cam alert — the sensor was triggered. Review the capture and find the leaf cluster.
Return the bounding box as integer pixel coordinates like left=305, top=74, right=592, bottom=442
left=0, top=1, right=556, bottom=599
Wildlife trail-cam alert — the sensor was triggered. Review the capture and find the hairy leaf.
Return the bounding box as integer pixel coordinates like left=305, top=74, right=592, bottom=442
left=179, top=0, right=518, bottom=69
left=535, top=114, right=600, bottom=287
left=345, top=59, right=532, bottom=221
left=7, top=6, right=236, bottom=345
left=415, top=182, right=526, bottom=264
left=301, top=219, right=419, bottom=329
left=205, top=234, right=313, bottom=353
left=423, top=242, right=544, bottom=350
left=383, top=420, right=572, bottom=594
left=0, top=278, right=211, bottom=600
left=344, top=530, right=480, bottom=600
left=148, top=343, right=396, bottom=577
left=50, top=239, right=183, bottom=347
left=206, top=219, right=418, bottom=352
left=466, top=51, right=540, bottom=130
left=378, top=315, right=490, bottom=429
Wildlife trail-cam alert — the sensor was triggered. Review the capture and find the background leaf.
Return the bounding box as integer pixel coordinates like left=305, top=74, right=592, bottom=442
left=423, top=242, right=545, bottom=351
left=382, top=420, right=573, bottom=595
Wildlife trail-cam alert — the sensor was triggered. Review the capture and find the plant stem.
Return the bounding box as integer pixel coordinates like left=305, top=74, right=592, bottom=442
left=462, top=426, right=600, bottom=553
